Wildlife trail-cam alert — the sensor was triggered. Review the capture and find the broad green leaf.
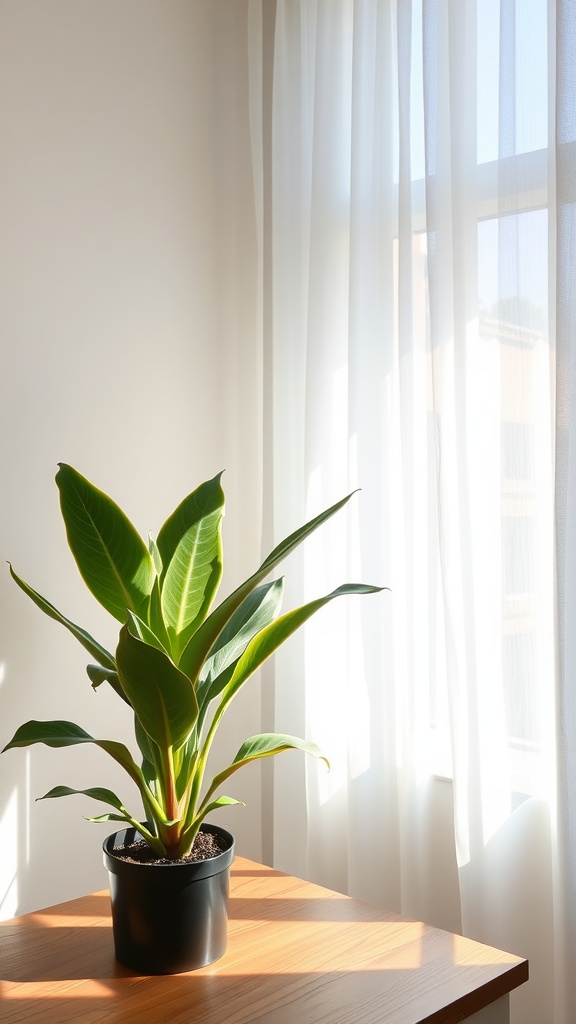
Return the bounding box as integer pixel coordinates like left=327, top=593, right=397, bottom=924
left=9, top=564, right=116, bottom=670
left=148, top=533, right=163, bottom=575
left=259, top=491, right=358, bottom=574
left=86, top=665, right=118, bottom=689
left=134, top=717, right=161, bottom=817
left=179, top=491, right=359, bottom=682
left=40, top=786, right=139, bottom=831
left=147, top=577, right=171, bottom=651
left=39, top=785, right=178, bottom=828
left=85, top=664, right=130, bottom=705
left=158, top=474, right=225, bottom=661
left=2, top=720, right=145, bottom=791
left=232, top=733, right=329, bottom=768
left=199, top=795, right=243, bottom=815
left=182, top=795, right=243, bottom=848
left=199, top=734, right=328, bottom=813
left=156, top=472, right=224, bottom=577
left=56, top=463, right=155, bottom=622
left=86, top=813, right=133, bottom=823
left=69, top=795, right=167, bottom=853
left=196, top=579, right=284, bottom=711
left=134, top=715, right=156, bottom=765
left=173, top=733, right=199, bottom=800
left=39, top=784, right=131, bottom=812
left=187, top=795, right=242, bottom=829
left=196, top=664, right=235, bottom=731
left=127, top=609, right=168, bottom=654
left=216, top=584, right=383, bottom=717
left=201, top=579, right=284, bottom=685
left=116, top=627, right=198, bottom=752
left=140, top=755, right=158, bottom=797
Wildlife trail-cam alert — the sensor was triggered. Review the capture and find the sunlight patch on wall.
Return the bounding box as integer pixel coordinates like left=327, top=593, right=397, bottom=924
left=0, top=788, right=18, bottom=921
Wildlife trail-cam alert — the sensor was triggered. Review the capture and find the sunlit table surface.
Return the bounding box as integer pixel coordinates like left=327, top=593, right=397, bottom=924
left=0, top=855, right=528, bottom=1024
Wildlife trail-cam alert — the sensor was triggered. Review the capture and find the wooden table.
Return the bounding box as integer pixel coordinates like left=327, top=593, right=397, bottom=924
left=0, top=856, right=528, bottom=1024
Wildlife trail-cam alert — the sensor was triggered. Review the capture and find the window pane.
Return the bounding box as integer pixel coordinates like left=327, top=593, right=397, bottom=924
left=478, top=209, right=548, bottom=331
left=477, top=0, right=548, bottom=164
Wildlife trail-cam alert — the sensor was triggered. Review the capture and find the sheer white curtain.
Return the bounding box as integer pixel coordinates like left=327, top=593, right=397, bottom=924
left=250, top=2, right=575, bottom=1022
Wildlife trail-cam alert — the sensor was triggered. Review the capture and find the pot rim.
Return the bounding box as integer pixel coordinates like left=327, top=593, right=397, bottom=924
left=103, top=822, right=235, bottom=882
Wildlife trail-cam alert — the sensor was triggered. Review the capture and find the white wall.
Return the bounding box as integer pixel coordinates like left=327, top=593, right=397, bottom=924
left=0, top=0, right=263, bottom=918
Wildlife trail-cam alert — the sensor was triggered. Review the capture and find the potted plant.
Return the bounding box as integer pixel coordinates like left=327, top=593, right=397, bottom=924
left=3, top=465, right=381, bottom=973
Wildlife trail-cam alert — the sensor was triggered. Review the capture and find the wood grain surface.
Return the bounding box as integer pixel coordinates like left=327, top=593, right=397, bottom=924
left=0, top=856, right=528, bottom=1024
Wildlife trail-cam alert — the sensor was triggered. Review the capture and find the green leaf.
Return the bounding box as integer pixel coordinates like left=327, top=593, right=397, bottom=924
left=116, top=626, right=198, bottom=752
left=156, top=473, right=224, bottom=577
left=173, top=733, right=199, bottom=800
left=65, top=795, right=167, bottom=853
left=126, top=609, right=168, bottom=654
left=201, top=579, right=284, bottom=684
left=199, top=734, right=328, bottom=813
left=39, top=785, right=177, bottom=828
left=55, top=463, right=155, bottom=622
left=85, top=664, right=130, bottom=705
left=148, top=533, right=163, bottom=575
left=147, top=576, right=171, bottom=650
left=233, top=733, right=329, bottom=768
left=1, top=720, right=145, bottom=791
left=39, top=785, right=143, bottom=832
left=39, top=784, right=131, bottom=812
left=158, top=474, right=225, bottom=661
left=202, top=795, right=243, bottom=812
left=189, top=795, right=243, bottom=824
left=217, top=584, right=383, bottom=716
left=86, top=665, right=117, bottom=689
left=9, top=564, right=116, bottom=670
left=133, top=717, right=160, bottom=813
left=134, top=715, right=156, bottom=765
left=85, top=813, right=133, bottom=823
left=260, top=491, right=359, bottom=574
left=181, top=795, right=243, bottom=848
left=197, top=579, right=284, bottom=711
left=179, top=490, right=360, bottom=682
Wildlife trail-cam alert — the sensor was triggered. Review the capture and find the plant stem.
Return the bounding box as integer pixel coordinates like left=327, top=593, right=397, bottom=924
left=159, top=747, right=184, bottom=856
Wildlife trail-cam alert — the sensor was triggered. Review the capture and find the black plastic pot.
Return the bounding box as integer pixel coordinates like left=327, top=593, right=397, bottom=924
left=102, top=823, right=235, bottom=974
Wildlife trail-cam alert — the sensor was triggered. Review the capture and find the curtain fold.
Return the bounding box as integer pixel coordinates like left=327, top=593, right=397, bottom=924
left=251, top=3, right=573, bottom=1022
left=554, top=1, right=576, bottom=1020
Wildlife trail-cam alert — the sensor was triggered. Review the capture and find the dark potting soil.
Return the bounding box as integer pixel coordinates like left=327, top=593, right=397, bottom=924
left=113, top=830, right=226, bottom=865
